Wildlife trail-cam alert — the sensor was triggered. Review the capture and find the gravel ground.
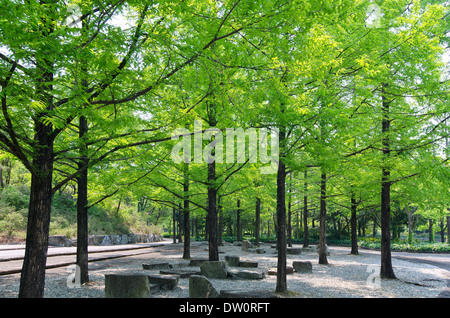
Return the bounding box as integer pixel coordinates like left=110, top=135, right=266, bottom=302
left=0, top=242, right=447, bottom=298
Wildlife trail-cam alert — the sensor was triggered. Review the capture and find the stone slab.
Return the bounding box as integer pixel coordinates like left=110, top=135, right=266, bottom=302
left=189, top=275, right=219, bottom=298
left=142, top=262, right=170, bottom=270
left=224, top=255, right=240, bottom=267
left=238, top=261, right=258, bottom=268
left=286, top=247, right=302, bottom=255
left=292, top=261, right=312, bottom=273
left=160, top=269, right=200, bottom=278
left=147, top=274, right=179, bottom=290
left=104, top=273, right=150, bottom=298
left=200, top=261, right=228, bottom=279
left=228, top=269, right=265, bottom=280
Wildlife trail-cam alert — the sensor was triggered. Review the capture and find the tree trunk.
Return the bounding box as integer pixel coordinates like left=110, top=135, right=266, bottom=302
left=380, top=83, right=396, bottom=279
left=183, top=163, right=190, bottom=259
left=406, top=205, right=414, bottom=244
left=276, top=127, right=287, bottom=293
left=255, top=197, right=261, bottom=247
left=428, top=219, right=434, bottom=242
left=207, top=159, right=218, bottom=261
left=172, top=205, right=177, bottom=244
left=439, top=218, right=445, bottom=243
left=236, top=199, right=241, bottom=241
left=303, top=170, right=309, bottom=247
left=218, top=202, right=223, bottom=246
left=19, top=163, right=53, bottom=298
left=287, top=173, right=292, bottom=247
left=447, top=215, right=450, bottom=245
left=318, top=172, right=328, bottom=265
left=75, top=7, right=91, bottom=286
left=19, top=137, right=53, bottom=298
left=76, top=115, right=89, bottom=285
left=350, top=188, right=358, bottom=255
left=19, top=5, right=55, bottom=296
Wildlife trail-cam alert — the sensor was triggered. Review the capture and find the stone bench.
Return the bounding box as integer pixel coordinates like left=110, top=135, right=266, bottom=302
left=147, top=273, right=179, bottom=290
left=200, top=261, right=228, bottom=279
left=160, top=269, right=200, bottom=278
left=293, top=261, right=312, bottom=273
left=228, top=269, right=265, bottom=280
left=189, top=275, right=219, bottom=298
left=286, top=247, right=302, bottom=255
left=104, top=273, right=151, bottom=298
left=224, top=255, right=240, bottom=267
left=238, top=261, right=258, bottom=268
left=142, top=262, right=170, bottom=270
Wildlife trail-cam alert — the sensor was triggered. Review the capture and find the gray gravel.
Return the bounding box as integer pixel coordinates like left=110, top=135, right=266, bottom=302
left=0, top=243, right=447, bottom=298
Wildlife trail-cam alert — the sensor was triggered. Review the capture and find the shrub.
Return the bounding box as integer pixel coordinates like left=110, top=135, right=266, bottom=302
left=0, top=205, right=26, bottom=236
left=0, top=186, right=29, bottom=210
left=359, top=238, right=450, bottom=253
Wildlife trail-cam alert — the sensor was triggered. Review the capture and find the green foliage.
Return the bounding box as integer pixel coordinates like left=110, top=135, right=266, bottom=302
left=359, top=238, right=450, bottom=253
left=0, top=0, right=449, bottom=252
left=0, top=202, right=26, bottom=237
left=0, top=186, right=29, bottom=211
left=0, top=184, right=162, bottom=238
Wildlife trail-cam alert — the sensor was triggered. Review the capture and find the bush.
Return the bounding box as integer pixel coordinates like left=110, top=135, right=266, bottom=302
left=0, top=186, right=29, bottom=210
left=359, top=238, right=450, bottom=253
left=0, top=203, right=26, bottom=236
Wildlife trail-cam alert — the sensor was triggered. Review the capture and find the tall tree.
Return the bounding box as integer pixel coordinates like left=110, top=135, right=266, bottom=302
left=0, top=0, right=282, bottom=297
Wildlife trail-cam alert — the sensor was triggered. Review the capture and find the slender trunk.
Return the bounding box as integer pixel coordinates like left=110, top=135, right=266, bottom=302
left=76, top=115, right=89, bottom=284
left=303, top=170, right=309, bottom=247
left=172, top=205, right=177, bottom=244
left=0, top=162, right=4, bottom=189
left=380, top=83, right=396, bottom=279
left=75, top=7, right=90, bottom=286
left=406, top=205, right=414, bottom=244
left=178, top=203, right=183, bottom=243
left=318, top=172, right=328, bottom=265
left=428, top=219, right=434, bottom=242
left=287, top=173, right=292, bottom=247
left=183, top=163, right=190, bottom=258
left=276, top=127, right=287, bottom=293
left=255, top=197, right=261, bottom=247
left=207, top=159, right=218, bottom=261
left=447, top=215, right=450, bottom=244
left=350, top=188, right=358, bottom=255
left=218, top=202, right=223, bottom=246
left=236, top=199, right=241, bottom=241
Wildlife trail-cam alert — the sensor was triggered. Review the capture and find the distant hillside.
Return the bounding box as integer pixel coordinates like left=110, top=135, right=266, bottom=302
left=0, top=185, right=161, bottom=243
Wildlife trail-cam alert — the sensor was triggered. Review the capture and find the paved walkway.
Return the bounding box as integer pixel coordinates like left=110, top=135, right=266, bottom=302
left=331, top=245, right=450, bottom=298
left=0, top=241, right=169, bottom=261
left=0, top=241, right=171, bottom=275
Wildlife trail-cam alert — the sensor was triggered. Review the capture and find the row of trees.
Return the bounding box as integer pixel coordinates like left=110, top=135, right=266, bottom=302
left=163, top=168, right=449, bottom=244
left=0, top=0, right=449, bottom=297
